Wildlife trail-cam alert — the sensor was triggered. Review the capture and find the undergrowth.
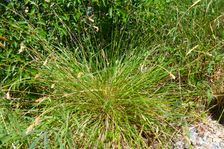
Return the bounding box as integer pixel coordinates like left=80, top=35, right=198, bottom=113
left=0, top=0, right=224, bottom=148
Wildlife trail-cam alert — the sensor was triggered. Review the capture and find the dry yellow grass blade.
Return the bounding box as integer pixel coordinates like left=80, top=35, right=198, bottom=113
left=35, top=97, right=48, bottom=104
left=0, top=36, right=8, bottom=48
left=0, top=42, right=5, bottom=49
left=0, top=36, right=7, bottom=41
left=186, top=45, right=199, bottom=56
left=177, top=0, right=202, bottom=26
left=26, top=116, right=41, bottom=134
left=6, top=92, right=11, bottom=100
left=158, top=65, right=176, bottom=80
left=77, top=72, right=84, bottom=78
left=18, top=42, right=25, bottom=54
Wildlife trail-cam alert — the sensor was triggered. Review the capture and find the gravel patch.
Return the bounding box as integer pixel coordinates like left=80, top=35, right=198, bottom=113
left=173, top=117, right=224, bottom=149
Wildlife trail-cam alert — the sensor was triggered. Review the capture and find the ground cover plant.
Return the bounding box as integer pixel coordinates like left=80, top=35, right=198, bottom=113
left=0, top=0, right=224, bottom=148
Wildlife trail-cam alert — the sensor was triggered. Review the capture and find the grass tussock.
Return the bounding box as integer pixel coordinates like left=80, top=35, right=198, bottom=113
left=1, top=47, right=205, bottom=148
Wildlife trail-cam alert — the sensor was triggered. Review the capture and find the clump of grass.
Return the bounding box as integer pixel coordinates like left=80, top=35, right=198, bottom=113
left=14, top=47, right=198, bottom=148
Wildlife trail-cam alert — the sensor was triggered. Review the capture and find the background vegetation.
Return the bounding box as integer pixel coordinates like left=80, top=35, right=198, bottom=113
left=0, top=0, right=223, bottom=148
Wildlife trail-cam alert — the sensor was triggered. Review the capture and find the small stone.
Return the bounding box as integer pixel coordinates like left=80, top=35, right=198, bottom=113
left=211, top=143, right=220, bottom=149
left=213, top=138, right=223, bottom=143
left=198, top=137, right=204, bottom=145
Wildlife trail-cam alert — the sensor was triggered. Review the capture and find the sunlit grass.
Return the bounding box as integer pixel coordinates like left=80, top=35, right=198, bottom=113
left=0, top=0, right=224, bottom=148
left=0, top=46, right=207, bottom=148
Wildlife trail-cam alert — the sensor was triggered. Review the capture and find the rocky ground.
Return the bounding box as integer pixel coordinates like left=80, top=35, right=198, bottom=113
left=173, top=117, right=224, bottom=149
